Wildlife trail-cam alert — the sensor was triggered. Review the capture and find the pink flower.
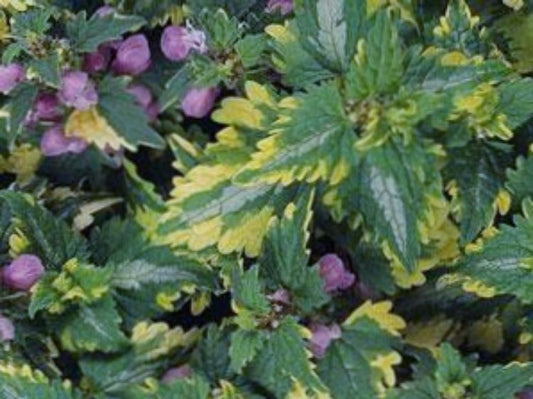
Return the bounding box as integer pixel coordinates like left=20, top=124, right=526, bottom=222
left=268, top=288, right=291, bottom=304
left=161, top=365, right=192, bottom=383
left=266, top=0, right=294, bottom=15
left=127, top=84, right=159, bottom=121
left=25, top=93, right=61, bottom=127
left=308, top=323, right=341, bottom=358
left=161, top=23, right=207, bottom=62
left=318, top=254, right=355, bottom=293
left=40, top=125, right=88, bottom=156
left=83, top=45, right=112, bottom=74
left=0, top=316, right=14, bottom=342
left=94, top=5, right=114, bottom=17
left=59, top=71, right=98, bottom=110
left=517, top=391, right=533, bottom=399
left=0, top=64, right=25, bottom=94
left=181, top=87, right=218, bottom=118
left=2, top=254, right=44, bottom=291
left=111, top=34, right=151, bottom=76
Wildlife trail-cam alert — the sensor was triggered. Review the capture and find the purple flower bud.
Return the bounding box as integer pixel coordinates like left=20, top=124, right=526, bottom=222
left=40, top=125, right=88, bottom=156
left=127, top=84, right=159, bottom=121
left=161, top=365, right=192, bottom=383
left=2, top=254, right=44, bottom=291
left=94, top=5, right=114, bottom=17
left=111, top=34, right=151, bottom=76
left=181, top=87, right=218, bottom=118
left=268, top=288, right=291, bottom=304
left=59, top=71, right=98, bottom=110
left=266, top=0, right=294, bottom=15
left=24, top=93, right=61, bottom=127
left=161, top=24, right=207, bottom=62
left=83, top=45, right=112, bottom=74
left=0, top=315, right=14, bottom=342
left=318, top=254, right=355, bottom=293
left=517, top=391, right=533, bottom=399
left=308, top=323, right=341, bottom=358
left=0, top=64, right=25, bottom=94
left=33, top=93, right=61, bottom=121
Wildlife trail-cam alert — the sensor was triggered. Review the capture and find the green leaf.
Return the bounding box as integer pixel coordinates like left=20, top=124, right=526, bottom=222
left=67, top=11, right=145, bottom=53
left=345, top=11, right=403, bottom=100
left=29, top=53, right=61, bottom=87
left=234, top=34, right=267, bottom=68
left=295, top=0, right=365, bottom=71
left=266, top=21, right=335, bottom=88
left=318, top=319, right=400, bottom=399
left=498, top=78, right=533, bottom=129
left=58, top=296, right=128, bottom=353
left=446, top=199, right=533, bottom=304
left=235, top=83, right=355, bottom=187
left=0, top=191, right=90, bottom=269
left=260, top=188, right=329, bottom=313
left=29, top=260, right=113, bottom=317
left=159, top=66, right=193, bottom=112
left=0, top=373, right=81, bottom=399
left=470, top=363, right=533, bottom=399
left=97, top=77, right=165, bottom=150
left=111, top=258, right=217, bottom=292
left=232, top=265, right=270, bottom=314
left=245, top=317, right=326, bottom=397
left=190, top=325, right=234, bottom=383
left=507, top=155, right=533, bottom=206
left=344, top=140, right=429, bottom=271
left=229, top=329, right=266, bottom=373
left=445, top=141, right=511, bottom=244
left=8, top=83, right=38, bottom=143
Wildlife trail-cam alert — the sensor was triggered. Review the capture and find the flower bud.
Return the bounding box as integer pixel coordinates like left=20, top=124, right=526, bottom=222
left=127, top=84, right=159, bottom=121
left=111, top=34, right=151, bottom=76
left=40, top=125, right=88, bottom=156
left=161, top=365, right=192, bottom=383
left=94, top=5, right=114, bottom=17
left=0, top=63, right=25, bottom=94
left=266, top=0, right=294, bottom=15
left=83, top=45, right=112, bottom=74
left=2, top=254, right=44, bottom=291
left=181, top=87, right=218, bottom=118
left=161, top=24, right=207, bottom=62
left=268, top=288, right=291, bottom=304
left=59, top=71, right=98, bottom=110
left=318, top=254, right=355, bottom=293
left=0, top=315, right=14, bottom=342
left=308, top=323, right=341, bottom=358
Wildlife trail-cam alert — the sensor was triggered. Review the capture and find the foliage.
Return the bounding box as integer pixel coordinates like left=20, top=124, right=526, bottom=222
left=0, top=0, right=532, bottom=398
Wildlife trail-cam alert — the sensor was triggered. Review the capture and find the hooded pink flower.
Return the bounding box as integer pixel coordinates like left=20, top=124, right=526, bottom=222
left=94, top=5, right=114, bottom=17
left=127, top=84, right=159, bottom=121
left=181, top=87, right=218, bottom=118
left=83, top=45, right=112, bottom=74
left=0, top=316, right=14, bottom=342
left=40, top=125, right=88, bottom=156
left=266, top=0, right=294, bottom=15
left=2, top=254, right=44, bottom=291
left=517, top=391, right=533, bottom=399
left=25, top=93, right=61, bottom=127
left=111, top=34, right=151, bottom=76
left=59, top=71, right=98, bottom=110
left=161, top=23, right=207, bottom=62
left=161, top=365, right=192, bottom=383
left=0, top=64, right=25, bottom=94
left=318, top=254, right=355, bottom=293
left=308, top=323, right=341, bottom=358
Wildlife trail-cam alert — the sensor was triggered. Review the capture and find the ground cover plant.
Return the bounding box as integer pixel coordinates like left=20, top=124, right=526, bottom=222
left=0, top=0, right=532, bottom=397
